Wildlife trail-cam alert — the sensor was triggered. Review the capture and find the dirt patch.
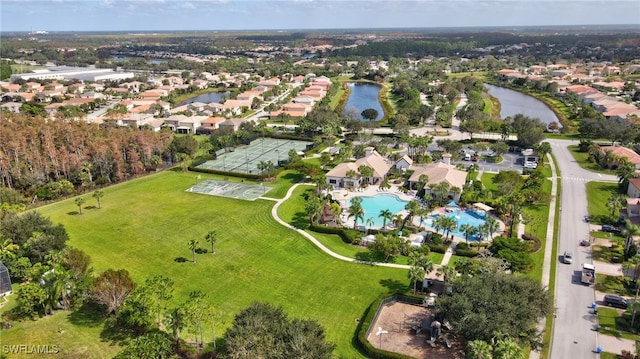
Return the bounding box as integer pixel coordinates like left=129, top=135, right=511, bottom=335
left=366, top=302, right=465, bottom=359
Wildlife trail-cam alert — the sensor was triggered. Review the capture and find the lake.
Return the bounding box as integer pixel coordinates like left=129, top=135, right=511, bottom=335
left=177, top=92, right=230, bottom=107
left=342, top=82, right=384, bottom=121
left=485, top=84, right=561, bottom=128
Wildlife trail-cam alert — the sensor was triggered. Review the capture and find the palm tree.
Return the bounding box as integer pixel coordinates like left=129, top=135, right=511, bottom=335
left=75, top=197, right=86, bottom=215
left=622, top=220, right=640, bottom=259
left=408, top=265, right=426, bottom=294
left=348, top=202, right=365, bottom=230
left=358, top=165, right=374, bottom=185
left=607, top=194, right=626, bottom=222
left=617, top=161, right=637, bottom=193
left=379, top=209, right=393, bottom=229
left=443, top=217, right=458, bottom=241
left=166, top=306, right=187, bottom=344
left=437, top=265, right=458, bottom=288
left=409, top=252, right=434, bottom=273
left=485, top=217, right=500, bottom=239
left=92, top=190, right=104, bottom=209
left=188, top=239, right=199, bottom=263
left=493, top=338, right=524, bottom=359
left=366, top=217, right=375, bottom=233
left=305, top=194, right=325, bottom=225
left=205, top=231, right=217, bottom=255
left=460, top=223, right=477, bottom=246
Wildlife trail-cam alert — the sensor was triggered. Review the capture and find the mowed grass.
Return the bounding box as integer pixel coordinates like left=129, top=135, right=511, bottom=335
left=5, top=170, right=408, bottom=358
left=587, top=181, right=620, bottom=223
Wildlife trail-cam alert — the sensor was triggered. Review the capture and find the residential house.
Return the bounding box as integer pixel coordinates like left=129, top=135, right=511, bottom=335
left=395, top=155, right=413, bottom=171
left=197, top=116, right=226, bottom=134
left=163, top=115, right=208, bottom=134
left=325, top=162, right=362, bottom=189
left=325, top=148, right=391, bottom=189
left=601, top=146, right=640, bottom=170
left=218, top=118, right=248, bottom=132
left=0, top=102, right=21, bottom=113
left=627, top=178, right=640, bottom=198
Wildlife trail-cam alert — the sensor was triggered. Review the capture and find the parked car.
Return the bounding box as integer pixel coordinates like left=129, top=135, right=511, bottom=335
left=524, top=161, right=538, bottom=169
left=562, top=251, right=573, bottom=264
left=601, top=225, right=621, bottom=233
left=604, top=294, right=628, bottom=309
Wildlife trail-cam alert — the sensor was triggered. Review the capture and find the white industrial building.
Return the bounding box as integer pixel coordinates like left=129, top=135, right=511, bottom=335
left=10, top=66, right=135, bottom=82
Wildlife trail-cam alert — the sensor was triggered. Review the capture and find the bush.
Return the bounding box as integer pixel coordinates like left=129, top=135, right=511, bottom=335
left=427, top=243, right=448, bottom=254
left=456, top=242, right=469, bottom=250
left=309, top=224, right=360, bottom=244
left=454, top=248, right=480, bottom=258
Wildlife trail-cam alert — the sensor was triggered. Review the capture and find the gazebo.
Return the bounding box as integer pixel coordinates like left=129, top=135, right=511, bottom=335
left=472, top=203, right=493, bottom=212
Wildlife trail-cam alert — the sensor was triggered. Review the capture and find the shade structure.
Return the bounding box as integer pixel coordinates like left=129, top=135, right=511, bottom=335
left=0, top=261, right=12, bottom=296
left=472, top=202, right=494, bottom=212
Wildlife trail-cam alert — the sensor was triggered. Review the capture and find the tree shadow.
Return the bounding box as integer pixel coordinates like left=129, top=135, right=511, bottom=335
left=291, top=211, right=309, bottom=229
left=67, top=211, right=80, bottom=216
left=174, top=257, right=189, bottom=263
left=67, top=303, right=106, bottom=328
left=100, top=316, right=134, bottom=346
left=85, top=205, right=97, bottom=210
left=195, top=248, right=208, bottom=254
left=379, top=278, right=407, bottom=293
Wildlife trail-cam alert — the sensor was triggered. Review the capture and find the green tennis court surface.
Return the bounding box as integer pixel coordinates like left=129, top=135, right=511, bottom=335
left=196, top=138, right=313, bottom=175
left=187, top=179, right=270, bottom=201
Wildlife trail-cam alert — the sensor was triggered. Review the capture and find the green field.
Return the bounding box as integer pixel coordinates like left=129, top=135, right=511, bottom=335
left=2, top=170, right=408, bottom=358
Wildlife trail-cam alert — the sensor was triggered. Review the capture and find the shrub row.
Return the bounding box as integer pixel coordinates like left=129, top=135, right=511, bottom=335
left=454, top=248, right=481, bottom=258
left=309, top=224, right=361, bottom=244
left=426, top=243, right=448, bottom=253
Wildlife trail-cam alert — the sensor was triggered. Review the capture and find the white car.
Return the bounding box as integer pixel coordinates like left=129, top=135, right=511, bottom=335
left=524, top=161, right=537, bottom=169
left=563, top=251, right=573, bottom=264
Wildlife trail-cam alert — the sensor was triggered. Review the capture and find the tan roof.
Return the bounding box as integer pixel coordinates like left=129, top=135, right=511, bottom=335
left=355, top=151, right=391, bottom=178
left=409, top=162, right=467, bottom=189
left=326, top=162, right=360, bottom=178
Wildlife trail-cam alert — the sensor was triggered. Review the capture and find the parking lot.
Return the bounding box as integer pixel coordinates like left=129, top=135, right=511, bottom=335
left=450, top=150, right=525, bottom=174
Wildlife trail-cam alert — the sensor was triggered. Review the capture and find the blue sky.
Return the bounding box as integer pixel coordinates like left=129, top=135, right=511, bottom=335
left=1, top=0, right=639, bottom=32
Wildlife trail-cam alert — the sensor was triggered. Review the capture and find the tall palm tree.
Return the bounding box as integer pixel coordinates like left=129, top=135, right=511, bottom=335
left=460, top=223, right=477, bottom=246
left=188, top=239, right=199, bottom=263
left=607, top=194, right=626, bottom=222
left=436, top=265, right=458, bottom=288
left=205, top=231, right=217, bottom=255
left=485, top=217, right=500, bottom=240
left=622, top=220, right=640, bottom=259
left=443, top=217, right=458, bottom=240
left=617, top=161, right=637, bottom=193
left=166, top=306, right=187, bottom=344
left=366, top=217, right=375, bottom=234
left=75, top=197, right=86, bottom=215
left=379, top=209, right=393, bottom=229
left=305, top=194, right=325, bottom=225
left=348, top=202, right=365, bottom=230
left=92, top=190, right=104, bottom=209
left=408, top=265, right=426, bottom=294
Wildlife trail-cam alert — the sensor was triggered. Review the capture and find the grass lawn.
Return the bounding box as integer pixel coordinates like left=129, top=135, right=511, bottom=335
left=480, top=172, right=498, bottom=194
left=567, top=145, right=616, bottom=174
left=595, top=274, right=632, bottom=297
left=597, top=306, right=640, bottom=341
left=586, top=181, right=621, bottom=224
left=7, top=170, right=409, bottom=358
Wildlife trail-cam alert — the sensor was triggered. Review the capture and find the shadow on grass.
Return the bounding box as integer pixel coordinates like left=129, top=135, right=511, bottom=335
left=291, top=211, right=309, bottom=230
left=67, top=303, right=106, bottom=329
left=85, top=205, right=97, bottom=210
left=174, top=257, right=189, bottom=263
left=279, top=171, right=304, bottom=183
left=379, top=278, right=407, bottom=293
left=67, top=211, right=80, bottom=215
left=195, top=248, right=208, bottom=254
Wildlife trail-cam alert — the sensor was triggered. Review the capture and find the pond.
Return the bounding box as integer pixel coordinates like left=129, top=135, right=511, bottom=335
left=177, top=91, right=230, bottom=107
left=485, top=84, right=561, bottom=128
left=342, top=82, right=384, bottom=121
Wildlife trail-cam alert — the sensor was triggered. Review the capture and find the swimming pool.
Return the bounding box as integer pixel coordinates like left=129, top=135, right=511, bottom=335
left=352, top=194, right=409, bottom=228
left=423, top=208, right=489, bottom=240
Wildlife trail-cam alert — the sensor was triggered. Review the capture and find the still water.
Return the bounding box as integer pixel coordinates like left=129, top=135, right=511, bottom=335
left=342, top=82, right=384, bottom=121
left=485, top=84, right=561, bottom=127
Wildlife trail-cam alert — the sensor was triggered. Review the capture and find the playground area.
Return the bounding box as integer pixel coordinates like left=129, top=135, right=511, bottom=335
left=366, top=301, right=464, bottom=359
left=196, top=138, right=314, bottom=175
left=187, top=179, right=270, bottom=201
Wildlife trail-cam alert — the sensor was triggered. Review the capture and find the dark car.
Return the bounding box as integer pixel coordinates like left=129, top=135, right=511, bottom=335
left=604, top=294, right=628, bottom=309
left=601, top=225, right=621, bottom=233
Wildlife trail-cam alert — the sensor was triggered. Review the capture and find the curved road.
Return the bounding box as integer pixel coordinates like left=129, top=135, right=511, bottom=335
left=548, top=138, right=616, bottom=358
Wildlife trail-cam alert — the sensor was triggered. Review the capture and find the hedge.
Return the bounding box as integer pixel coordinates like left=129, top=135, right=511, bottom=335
left=426, top=243, right=448, bottom=254
left=454, top=248, right=481, bottom=258
left=309, top=224, right=361, bottom=244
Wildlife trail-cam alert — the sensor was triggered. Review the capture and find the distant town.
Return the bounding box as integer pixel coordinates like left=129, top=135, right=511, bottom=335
left=1, top=26, right=640, bottom=359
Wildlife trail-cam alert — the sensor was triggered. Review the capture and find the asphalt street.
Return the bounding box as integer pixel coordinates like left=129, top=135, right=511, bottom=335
left=548, top=138, right=617, bottom=358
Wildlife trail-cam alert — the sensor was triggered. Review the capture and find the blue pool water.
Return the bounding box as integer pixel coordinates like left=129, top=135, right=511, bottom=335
left=353, top=194, right=409, bottom=227
left=424, top=209, right=489, bottom=240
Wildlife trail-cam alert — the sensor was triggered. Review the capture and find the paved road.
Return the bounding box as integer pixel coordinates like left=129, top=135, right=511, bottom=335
left=548, top=138, right=617, bottom=358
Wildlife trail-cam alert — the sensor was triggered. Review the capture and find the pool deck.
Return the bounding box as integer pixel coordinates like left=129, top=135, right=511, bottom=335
left=332, top=184, right=506, bottom=248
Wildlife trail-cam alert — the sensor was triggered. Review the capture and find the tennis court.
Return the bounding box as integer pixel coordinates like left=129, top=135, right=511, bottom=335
left=187, top=179, right=270, bottom=201
left=195, top=137, right=314, bottom=175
